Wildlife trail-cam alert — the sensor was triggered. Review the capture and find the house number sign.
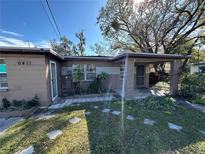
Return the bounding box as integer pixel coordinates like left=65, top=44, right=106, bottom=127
left=17, top=60, right=32, bottom=66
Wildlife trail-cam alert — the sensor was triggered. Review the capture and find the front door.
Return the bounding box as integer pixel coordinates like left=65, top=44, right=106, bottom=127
left=50, top=61, right=58, bottom=100
left=136, top=65, right=145, bottom=87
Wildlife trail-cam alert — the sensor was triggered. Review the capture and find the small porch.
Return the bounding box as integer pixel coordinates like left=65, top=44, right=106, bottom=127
left=114, top=53, right=183, bottom=98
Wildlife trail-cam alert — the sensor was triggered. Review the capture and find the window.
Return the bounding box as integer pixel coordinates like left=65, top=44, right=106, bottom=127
left=72, top=64, right=84, bottom=81
left=120, top=64, right=125, bottom=80
left=86, top=64, right=96, bottom=80
left=72, top=64, right=96, bottom=81
left=0, top=59, right=8, bottom=90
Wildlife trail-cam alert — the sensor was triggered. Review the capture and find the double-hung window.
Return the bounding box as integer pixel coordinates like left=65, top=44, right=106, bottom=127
left=86, top=64, right=96, bottom=80
left=72, top=64, right=84, bottom=81
left=0, top=59, right=8, bottom=90
left=72, top=64, right=96, bottom=81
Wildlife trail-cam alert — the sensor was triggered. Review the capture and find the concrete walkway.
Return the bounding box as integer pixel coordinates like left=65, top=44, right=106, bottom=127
left=48, top=95, right=114, bottom=109
left=176, top=99, right=205, bottom=113
left=117, top=88, right=168, bottom=99
left=183, top=101, right=205, bottom=113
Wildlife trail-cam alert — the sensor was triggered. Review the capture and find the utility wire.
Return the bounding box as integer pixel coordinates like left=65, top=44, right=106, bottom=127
left=40, top=0, right=59, bottom=39
left=45, top=0, right=62, bottom=39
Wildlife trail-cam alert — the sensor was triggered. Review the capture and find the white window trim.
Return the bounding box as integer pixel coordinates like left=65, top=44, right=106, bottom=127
left=50, top=61, right=58, bottom=101
left=85, top=64, right=96, bottom=81
left=0, top=87, right=8, bottom=90
left=72, top=64, right=96, bottom=81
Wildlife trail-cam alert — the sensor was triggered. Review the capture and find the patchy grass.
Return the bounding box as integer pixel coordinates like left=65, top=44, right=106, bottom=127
left=0, top=97, right=205, bottom=154
left=190, top=96, right=205, bottom=106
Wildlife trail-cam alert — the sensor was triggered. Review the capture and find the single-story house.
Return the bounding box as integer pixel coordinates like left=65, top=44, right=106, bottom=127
left=190, top=62, right=205, bottom=74
left=0, top=47, right=190, bottom=106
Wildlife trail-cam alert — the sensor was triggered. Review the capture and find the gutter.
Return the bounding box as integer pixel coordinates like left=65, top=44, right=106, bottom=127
left=110, top=53, right=191, bottom=61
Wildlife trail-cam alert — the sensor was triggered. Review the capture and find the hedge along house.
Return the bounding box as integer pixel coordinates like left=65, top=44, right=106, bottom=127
left=0, top=47, right=190, bottom=106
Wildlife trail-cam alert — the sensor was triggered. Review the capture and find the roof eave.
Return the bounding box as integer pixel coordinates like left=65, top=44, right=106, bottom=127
left=0, top=47, right=63, bottom=60
left=110, top=53, right=191, bottom=61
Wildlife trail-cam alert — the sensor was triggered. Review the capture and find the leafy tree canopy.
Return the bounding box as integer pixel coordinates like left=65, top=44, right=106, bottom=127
left=90, top=41, right=116, bottom=56
left=50, top=30, right=86, bottom=56
left=97, top=0, right=205, bottom=56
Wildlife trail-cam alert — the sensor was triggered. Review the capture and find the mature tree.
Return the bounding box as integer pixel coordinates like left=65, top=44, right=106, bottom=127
left=190, top=49, right=205, bottom=63
left=97, top=0, right=205, bottom=58
left=50, top=36, right=73, bottom=56
left=90, top=43, right=104, bottom=56
left=175, top=39, right=205, bottom=63
left=75, top=31, right=86, bottom=56
left=51, top=31, right=86, bottom=56
left=90, top=42, right=115, bottom=56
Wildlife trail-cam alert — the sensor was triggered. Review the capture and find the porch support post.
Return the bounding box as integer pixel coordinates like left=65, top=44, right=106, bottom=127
left=144, top=64, right=150, bottom=88
left=123, top=57, right=135, bottom=98
left=170, top=60, right=181, bottom=95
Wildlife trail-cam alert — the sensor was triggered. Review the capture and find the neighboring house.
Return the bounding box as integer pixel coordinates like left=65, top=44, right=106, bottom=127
left=190, top=62, right=205, bottom=74
left=0, top=47, right=189, bottom=106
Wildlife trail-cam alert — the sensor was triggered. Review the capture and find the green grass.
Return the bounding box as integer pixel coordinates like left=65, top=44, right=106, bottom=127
left=0, top=97, right=205, bottom=154
left=190, top=96, right=205, bottom=106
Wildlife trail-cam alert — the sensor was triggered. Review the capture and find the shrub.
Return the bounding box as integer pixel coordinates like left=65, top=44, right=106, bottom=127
left=1, top=95, right=40, bottom=111
left=2, top=98, right=11, bottom=109
left=27, top=95, right=40, bottom=107
left=179, top=73, right=205, bottom=99
left=97, top=72, right=109, bottom=81
left=97, top=72, right=109, bottom=93
left=72, top=69, right=84, bottom=94
left=88, top=72, right=109, bottom=94
left=128, top=96, right=176, bottom=111
left=12, top=99, right=23, bottom=108
left=88, top=80, right=99, bottom=94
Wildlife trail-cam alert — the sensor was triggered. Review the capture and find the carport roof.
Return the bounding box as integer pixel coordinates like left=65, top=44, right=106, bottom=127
left=111, top=52, right=191, bottom=61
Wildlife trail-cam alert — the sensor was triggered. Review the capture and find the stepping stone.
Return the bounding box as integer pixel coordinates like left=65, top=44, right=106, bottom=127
left=36, top=115, right=56, bottom=121
left=39, top=106, right=47, bottom=109
left=102, top=108, right=110, bottom=113
left=94, top=106, right=99, bottom=109
left=85, top=112, right=91, bottom=115
left=69, top=117, right=81, bottom=124
left=47, top=130, right=63, bottom=140
left=143, top=118, right=155, bottom=126
left=127, top=115, right=135, bottom=121
left=16, top=145, right=34, bottom=154
left=168, top=122, right=183, bottom=131
left=170, top=97, right=176, bottom=102
left=199, top=130, right=205, bottom=137
left=112, top=111, right=121, bottom=115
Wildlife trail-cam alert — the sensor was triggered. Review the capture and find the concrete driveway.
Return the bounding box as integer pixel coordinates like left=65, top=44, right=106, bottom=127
left=0, top=117, right=24, bottom=135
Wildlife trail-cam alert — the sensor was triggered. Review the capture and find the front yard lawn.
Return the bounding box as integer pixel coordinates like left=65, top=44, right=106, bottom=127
left=0, top=97, right=205, bottom=154
left=190, top=96, right=205, bottom=106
